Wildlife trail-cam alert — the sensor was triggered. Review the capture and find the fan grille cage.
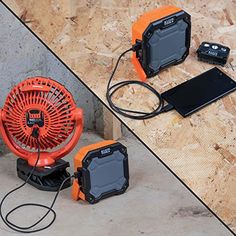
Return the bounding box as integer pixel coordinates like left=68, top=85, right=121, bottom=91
left=2, top=77, right=77, bottom=150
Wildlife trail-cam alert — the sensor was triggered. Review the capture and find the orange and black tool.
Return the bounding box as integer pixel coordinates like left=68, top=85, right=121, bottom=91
left=106, top=6, right=191, bottom=119
left=132, top=6, right=191, bottom=81
left=0, top=77, right=83, bottom=191
left=72, top=140, right=129, bottom=204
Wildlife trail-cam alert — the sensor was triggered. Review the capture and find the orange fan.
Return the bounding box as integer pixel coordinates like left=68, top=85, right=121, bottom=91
left=0, top=77, right=83, bottom=191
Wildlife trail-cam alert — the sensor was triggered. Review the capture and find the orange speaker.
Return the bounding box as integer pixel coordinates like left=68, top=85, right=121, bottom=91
left=72, top=140, right=129, bottom=204
left=132, top=6, right=191, bottom=81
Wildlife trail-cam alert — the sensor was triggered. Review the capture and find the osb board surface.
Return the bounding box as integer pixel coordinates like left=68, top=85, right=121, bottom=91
left=3, top=0, right=236, bottom=232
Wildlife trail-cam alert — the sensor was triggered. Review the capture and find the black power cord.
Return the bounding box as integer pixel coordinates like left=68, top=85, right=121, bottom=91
left=0, top=131, right=74, bottom=233
left=106, top=44, right=174, bottom=120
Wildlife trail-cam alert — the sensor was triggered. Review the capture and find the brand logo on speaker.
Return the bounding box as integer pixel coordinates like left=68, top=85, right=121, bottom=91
left=164, top=17, right=175, bottom=26
left=101, top=148, right=111, bottom=155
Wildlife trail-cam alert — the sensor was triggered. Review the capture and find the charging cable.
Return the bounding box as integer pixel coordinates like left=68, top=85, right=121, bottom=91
left=106, top=43, right=174, bottom=120
left=0, top=128, right=74, bottom=233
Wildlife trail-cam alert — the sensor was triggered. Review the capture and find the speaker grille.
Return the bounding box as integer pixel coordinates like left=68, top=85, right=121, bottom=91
left=147, top=19, right=188, bottom=71
left=88, top=150, right=126, bottom=199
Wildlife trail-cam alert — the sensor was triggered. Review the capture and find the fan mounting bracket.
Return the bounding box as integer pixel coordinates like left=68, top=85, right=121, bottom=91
left=17, top=158, right=72, bottom=191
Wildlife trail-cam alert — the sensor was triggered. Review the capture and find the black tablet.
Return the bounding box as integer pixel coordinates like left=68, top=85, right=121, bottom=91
left=161, top=67, right=236, bottom=117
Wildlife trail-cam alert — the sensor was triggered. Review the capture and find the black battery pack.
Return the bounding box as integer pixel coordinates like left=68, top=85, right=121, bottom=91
left=197, top=42, right=230, bottom=66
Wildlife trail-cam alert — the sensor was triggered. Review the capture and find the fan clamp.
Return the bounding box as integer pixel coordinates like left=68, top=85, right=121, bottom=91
left=17, top=158, right=71, bottom=191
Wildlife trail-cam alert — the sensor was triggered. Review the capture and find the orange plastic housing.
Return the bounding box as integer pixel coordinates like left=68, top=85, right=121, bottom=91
left=132, top=6, right=182, bottom=81
left=0, top=77, right=83, bottom=167
left=72, top=140, right=116, bottom=201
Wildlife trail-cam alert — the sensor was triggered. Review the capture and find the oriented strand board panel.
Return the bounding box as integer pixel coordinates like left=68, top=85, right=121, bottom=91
left=3, top=0, right=236, bottom=232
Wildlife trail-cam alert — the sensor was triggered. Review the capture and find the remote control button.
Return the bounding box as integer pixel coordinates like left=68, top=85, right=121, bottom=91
left=204, top=43, right=210, bottom=47
left=212, top=45, right=218, bottom=49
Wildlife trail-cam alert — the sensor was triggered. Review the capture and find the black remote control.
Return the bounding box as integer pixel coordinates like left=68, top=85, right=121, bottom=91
left=197, top=42, right=230, bottom=66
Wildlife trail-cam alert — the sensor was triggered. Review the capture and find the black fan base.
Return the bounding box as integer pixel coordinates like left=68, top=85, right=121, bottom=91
left=17, top=158, right=72, bottom=191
